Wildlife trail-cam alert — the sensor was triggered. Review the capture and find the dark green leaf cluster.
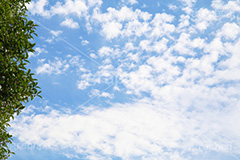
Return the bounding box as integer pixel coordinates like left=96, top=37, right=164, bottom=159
left=0, top=0, right=41, bottom=159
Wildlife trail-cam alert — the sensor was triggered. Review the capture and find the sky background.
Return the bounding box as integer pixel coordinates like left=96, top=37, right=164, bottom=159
left=8, top=0, right=240, bottom=159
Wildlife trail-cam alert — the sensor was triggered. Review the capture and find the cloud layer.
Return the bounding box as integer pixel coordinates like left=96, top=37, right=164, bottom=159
left=10, top=0, right=240, bottom=159
left=11, top=98, right=240, bottom=159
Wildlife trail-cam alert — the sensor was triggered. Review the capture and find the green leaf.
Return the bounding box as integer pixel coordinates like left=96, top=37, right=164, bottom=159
left=0, top=0, right=41, bottom=158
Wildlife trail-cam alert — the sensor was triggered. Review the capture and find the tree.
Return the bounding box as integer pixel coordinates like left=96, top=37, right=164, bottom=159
left=0, top=0, right=41, bottom=159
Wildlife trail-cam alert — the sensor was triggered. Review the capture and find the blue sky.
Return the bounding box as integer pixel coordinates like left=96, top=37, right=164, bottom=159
left=8, top=0, right=240, bottom=159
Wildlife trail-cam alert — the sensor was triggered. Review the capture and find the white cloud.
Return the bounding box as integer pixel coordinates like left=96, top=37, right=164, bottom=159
left=90, top=53, right=98, bottom=59
left=100, top=92, right=113, bottom=98
left=212, top=0, right=240, bottom=17
left=118, top=65, right=155, bottom=95
left=81, top=40, right=89, bottom=46
left=27, top=0, right=101, bottom=18
left=27, top=0, right=103, bottom=28
left=179, top=0, right=197, bottom=7
left=76, top=63, right=115, bottom=90
left=220, top=22, right=240, bottom=40
left=178, top=14, right=190, bottom=29
left=77, top=73, right=94, bottom=90
left=151, top=13, right=174, bottom=27
left=139, top=40, right=151, bottom=51
left=147, top=56, right=180, bottom=78
left=211, top=0, right=223, bottom=10
left=123, top=20, right=151, bottom=37
left=121, top=0, right=138, bottom=5
left=61, top=18, right=80, bottom=29
left=87, top=0, right=103, bottom=7
left=173, top=33, right=206, bottom=55
left=128, top=0, right=138, bottom=5
left=50, top=30, right=63, bottom=36
left=27, top=0, right=51, bottom=17
left=36, top=63, right=54, bottom=74
left=29, top=47, right=48, bottom=57
left=213, top=38, right=240, bottom=81
left=10, top=98, right=240, bottom=159
left=35, top=56, right=84, bottom=75
left=89, top=89, right=114, bottom=98
left=203, top=37, right=225, bottom=55
left=77, top=80, right=91, bottom=90
left=45, top=30, right=63, bottom=43
left=124, top=42, right=135, bottom=51
left=98, top=47, right=113, bottom=57
left=63, top=153, right=80, bottom=159
left=51, top=0, right=88, bottom=17
left=221, top=0, right=240, bottom=12
left=88, top=89, right=100, bottom=97
left=150, top=13, right=175, bottom=37
left=168, top=4, right=178, bottom=10
left=195, top=8, right=217, bottom=31
left=178, top=0, right=197, bottom=14
left=21, top=105, right=36, bottom=114
left=92, top=6, right=153, bottom=39
left=46, top=38, right=53, bottom=43
left=102, top=21, right=122, bottom=39
left=139, top=38, right=169, bottom=53
left=106, top=7, right=138, bottom=22
left=36, top=60, right=69, bottom=75
left=49, top=1, right=240, bottom=102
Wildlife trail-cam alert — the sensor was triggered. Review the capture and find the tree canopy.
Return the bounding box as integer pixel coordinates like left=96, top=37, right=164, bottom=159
left=0, top=0, right=41, bottom=159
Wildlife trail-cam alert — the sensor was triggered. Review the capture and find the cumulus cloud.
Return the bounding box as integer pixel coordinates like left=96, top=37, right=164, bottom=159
left=178, top=14, right=190, bottom=29
left=168, top=4, right=178, bottom=10
left=212, top=0, right=240, bottom=17
left=81, top=40, right=89, bottom=46
left=27, top=0, right=51, bottom=17
left=88, top=89, right=114, bottom=98
left=173, top=33, right=205, bottom=55
left=36, top=56, right=83, bottom=75
left=219, top=22, right=240, bottom=40
left=36, top=59, right=69, bottom=75
left=121, top=0, right=138, bottom=5
left=91, top=6, right=178, bottom=40
left=50, top=0, right=88, bottom=17
left=92, top=6, right=153, bottom=39
left=27, top=0, right=102, bottom=19
left=195, top=8, right=217, bottom=31
left=60, top=18, right=80, bottom=29
left=98, top=47, right=113, bottom=57
left=150, top=13, right=175, bottom=37
left=179, top=0, right=197, bottom=7
left=77, top=80, right=91, bottom=90
left=102, top=21, right=122, bottom=39
left=50, top=30, right=63, bottom=36
left=29, top=47, right=48, bottom=57
left=179, top=0, right=197, bottom=14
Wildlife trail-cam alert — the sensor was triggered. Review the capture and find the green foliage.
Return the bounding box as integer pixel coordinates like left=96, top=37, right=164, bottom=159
left=0, top=0, right=41, bottom=159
